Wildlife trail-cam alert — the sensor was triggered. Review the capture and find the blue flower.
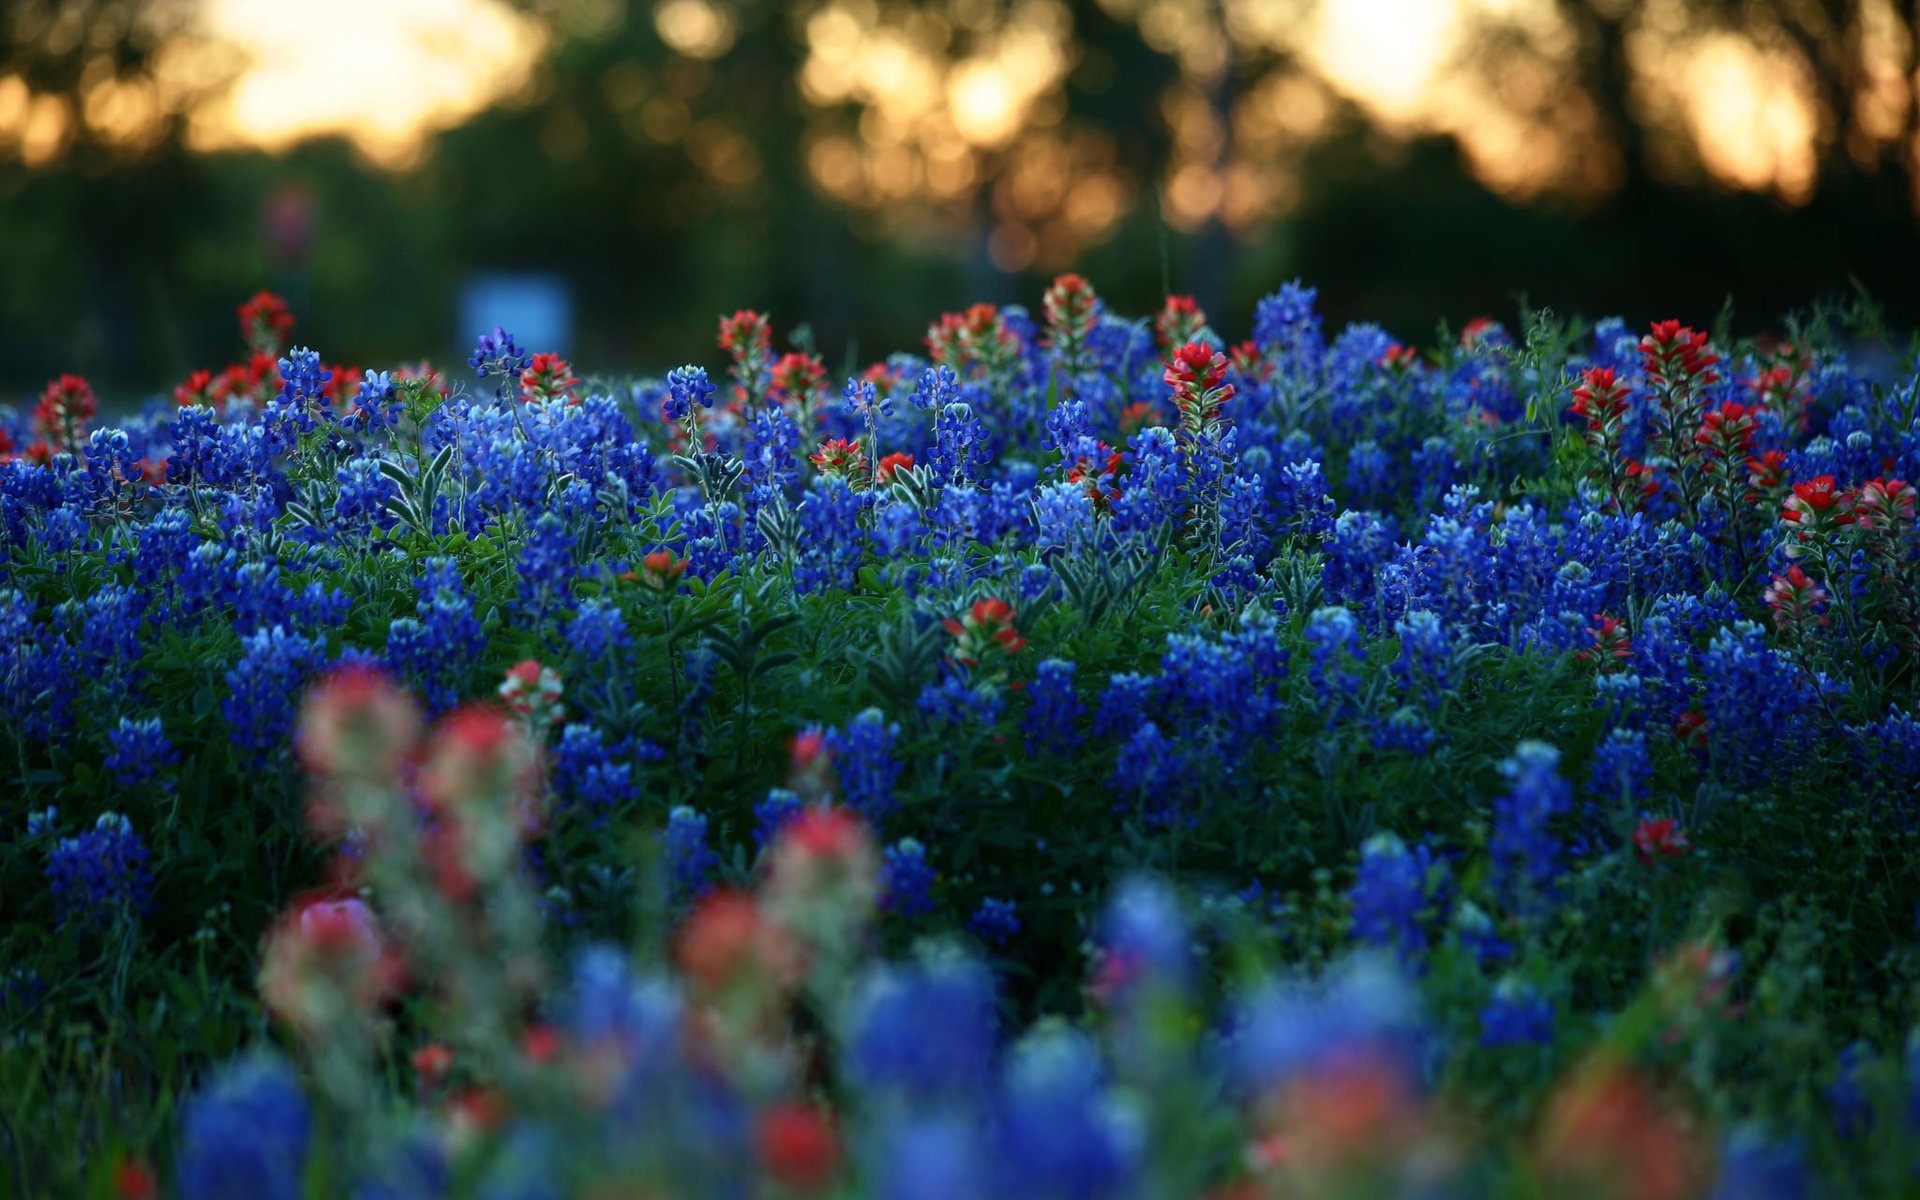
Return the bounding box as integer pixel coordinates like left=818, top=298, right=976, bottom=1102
left=46, top=812, right=154, bottom=932
left=1490, top=741, right=1572, bottom=916
left=663, top=365, right=716, bottom=421
left=106, top=716, right=180, bottom=790
left=1478, top=979, right=1555, bottom=1048
left=664, top=806, right=718, bottom=901
left=882, top=838, right=937, bottom=917
left=174, top=1052, right=310, bottom=1200
left=224, top=626, right=324, bottom=767
left=1022, top=658, right=1083, bottom=755
left=469, top=327, right=530, bottom=380
left=848, top=951, right=998, bottom=1101
left=752, top=787, right=805, bottom=849
left=1349, top=833, right=1445, bottom=966
left=826, top=707, right=902, bottom=825
left=968, top=897, right=1021, bottom=946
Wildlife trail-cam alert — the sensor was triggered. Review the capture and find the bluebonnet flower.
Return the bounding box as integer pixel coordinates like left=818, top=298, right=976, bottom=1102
left=1478, top=979, right=1555, bottom=1048
left=1228, top=953, right=1425, bottom=1097
left=1092, top=672, right=1157, bottom=739
left=664, top=806, right=718, bottom=901
left=518, top=511, right=576, bottom=618
left=565, top=597, right=630, bottom=663
left=1349, top=833, right=1445, bottom=966
left=1345, top=439, right=1392, bottom=509
left=1276, top=459, right=1335, bottom=540
left=47, top=812, right=154, bottom=932
left=224, top=626, right=324, bottom=766
left=826, top=708, right=901, bottom=825
left=106, top=716, right=180, bottom=790
left=1110, top=427, right=1185, bottom=535
left=1369, top=706, right=1437, bottom=755
left=795, top=476, right=865, bottom=594
left=929, top=402, right=991, bottom=484
left=469, top=327, right=530, bottom=381
left=752, top=788, right=805, bottom=849
left=873, top=1114, right=991, bottom=1200
left=1305, top=605, right=1366, bottom=723
left=848, top=951, right=998, bottom=1100
left=1708, top=1127, right=1812, bottom=1200
left=76, top=583, right=142, bottom=685
left=968, top=897, right=1021, bottom=946
left=174, top=1052, right=310, bottom=1200
left=1827, top=1042, right=1875, bottom=1139
left=387, top=559, right=486, bottom=715
left=1490, top=741, right=1572, bottom=915
left=131, top=507, right=195, bottom=590
left=551, top=723, right=639, bottom=815
left=909, top=363, right=959, bottom=411
left=882, top=838, right=937, bottom=917
left=994, top=1026, right=1139, bottom=1200
left=843, top=374, right=890, bottom=421
left=26, top=806, right=59, bottom=837
left=1452, top=900, right=1512, bottom=966
left=1390, top=609, right=1454, bottom=714
left=1251, top=279, right=1325, bottom=375
left=917, top=672, right=1005, bottom=730
left=1022, top=658, right=1082, bottom=755
left=1588, top=728, right=1652, bottom=805
left=346, top=370, right=403, bottom=432
left=1699, top=620, right=1815, bottom=786
left=1111, top=722, right=1184, bottom=827
left=277, top=346, right=332, bottom=403
left=1099, top=876, right=1191, bottom=997
left=334, top=456, right=395, bottom=527
left=1321, top=508, right=1398, bottom=607
left=1032, top=481, right=1096, bottom=553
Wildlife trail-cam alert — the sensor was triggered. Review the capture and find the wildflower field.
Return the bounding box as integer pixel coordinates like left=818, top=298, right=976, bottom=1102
left=3, top=278, right=1919, bottom=1199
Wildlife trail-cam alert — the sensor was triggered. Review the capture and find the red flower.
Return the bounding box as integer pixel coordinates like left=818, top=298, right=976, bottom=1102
left=1673, top=710, right=1708, bottom=748
left=1164, top=341, right=1230, bottom=395
left=1376, top=343, right=1420, bottom=371
left=875, top=451, right=914, bottom=483
left=34, top=374, right=98, bottom=454
left=638, top=549, right=688, bottom=591
left=1568, top=367, right=1628, bottom=427
left=239, top=290, right=296, bottom=354
left=1746, top=449, right=1788, bottom=492
left=1042, top=273, right=1100, bottom=357
left=1763, top=565, right=1829, bottom=631
left=1581, top=614, right=1633, bottom=666
left=1633, top=818, right=1689, bottom=864
left=521, top=1025, right=563, bottom=1064
left=809, top=437, right=868, bottom=487
left=677, top=890, right=799, bottom=997
left=412, top=1043, right=454, bottom=1088
left=718, top=309, right=772, bottom=358
left=756, top=1102, right=841, bottom=1193
left=1848, top=477, right=1914, bottom=532
left=782, top=806, right=868, bottom=860
left=175, top=368, right=218, bottom=410
left=519, top=352, right=581, bottom=403
left=1154, top=294, right=1207, bottom=353
left=1693, top=402, right=1756, bottom=456
left=942, top=597, right=1027, bottom=667
left=114, top=1160, right=158, bottom=1200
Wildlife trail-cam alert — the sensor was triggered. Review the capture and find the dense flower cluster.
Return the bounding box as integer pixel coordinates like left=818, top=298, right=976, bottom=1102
left=4, top=281, right=1920, bottom=1195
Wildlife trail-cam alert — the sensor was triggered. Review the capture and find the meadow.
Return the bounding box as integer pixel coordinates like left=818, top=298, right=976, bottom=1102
left=2, top=280, right=1918, bottom=1198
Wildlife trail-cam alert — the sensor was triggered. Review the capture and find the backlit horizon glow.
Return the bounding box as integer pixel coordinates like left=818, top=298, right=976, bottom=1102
left=2, top=0, right=1878, bottom=246
left=189, top=0, right=547, bottom=166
